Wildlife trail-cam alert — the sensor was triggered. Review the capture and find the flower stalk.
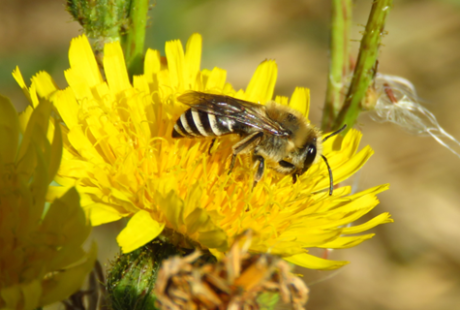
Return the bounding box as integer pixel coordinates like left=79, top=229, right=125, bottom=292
left=332, top=0, right=393, bottom=133
left=322, top=0, right=353, bottom=132
left=66, top=0, right=151, bottom=76
left=121, top=0, right=151, bottom=76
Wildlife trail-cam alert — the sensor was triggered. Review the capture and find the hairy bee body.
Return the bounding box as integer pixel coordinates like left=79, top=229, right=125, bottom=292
left=172, top=91, right=338, bottom=192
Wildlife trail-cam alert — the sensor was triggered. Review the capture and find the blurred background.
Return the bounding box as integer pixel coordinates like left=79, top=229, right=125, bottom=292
left=2, top=0, right=460, bottom=309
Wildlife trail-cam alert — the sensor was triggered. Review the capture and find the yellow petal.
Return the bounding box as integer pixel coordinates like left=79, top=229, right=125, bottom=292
left=319, top=234, right=375, bottom=249
left=280, top=228, right=342, bottom=247
left=31, top=71, right=58, bottom=98
left=17, top=98, right=52, bottom=162
left=85, top=203, right=125, bottom=226
left=48, top=119, right=62, bottom=183
left=1, top=285, right=21, bottom=310
left=157, top=190, right=185, bottom=230
left=18, top=105, right=33, bottom=132
left=117, top=210, right=165, bottom=253
left=314, top=145, right=374, bottom=191
left=289, top=87, right=310, bottom=118
left=40, top=243, right=97, bottom=306
left=274, top=95, right=289, bottom=106
left=68, top=35, right=103, bottom=88
left=245, top=60, right=277, bottom=103
left=52, top=88, right=80, bottom=129
left=41, top=187, right=90, bottom=248
left=144, top=48, right=161, bottom=78
left=185, top=33, right=202, bottom=81
left=21, top=280, right=41, bottom=310
left=342, top=212, right=394, bottom=234
left=197, top=230, right=229, bottom=251
left=205, top=67, right=227, bottom=93
left=284, top=253, right=348, bottom=270
left=12, top=66, right=33, bottom=105
left=165, top=39, right=187, bottom=91
left=64, top=68, right=94, bottom=100
left=0, top=94, right=20, bottom=165
left=103, top=41, right=131, bottom=94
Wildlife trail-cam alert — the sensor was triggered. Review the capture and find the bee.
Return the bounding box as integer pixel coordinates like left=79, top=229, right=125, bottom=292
left=172, top=91, right=345, bottom=194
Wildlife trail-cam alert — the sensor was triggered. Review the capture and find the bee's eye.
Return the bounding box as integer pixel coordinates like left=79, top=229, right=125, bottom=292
left=303, top=144, right=317, bottom=169
left=278, top=160, right=295, bottom=168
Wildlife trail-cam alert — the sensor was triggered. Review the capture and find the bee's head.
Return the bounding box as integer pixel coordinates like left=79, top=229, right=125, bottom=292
left=277, top=136, right=320, bottom=178
left=298, top=138, right=318, bottom=175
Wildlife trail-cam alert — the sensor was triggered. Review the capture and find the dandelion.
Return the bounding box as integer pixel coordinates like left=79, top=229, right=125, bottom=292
left=0, top=95, right=96, bottom=310
left=13, top=33, right=392, bottom=270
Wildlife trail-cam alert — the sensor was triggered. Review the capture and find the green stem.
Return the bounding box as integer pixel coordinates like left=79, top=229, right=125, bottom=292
left=122, top=0, right=151, bottom=77
left=322, top=0, right=352, bottom=132
left=333, top=0, right=392, bottom=133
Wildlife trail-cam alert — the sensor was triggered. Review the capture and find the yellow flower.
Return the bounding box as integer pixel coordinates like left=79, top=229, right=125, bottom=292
left=0, top=95, right=96, bottom=310
left=13, top=34, right=392, bottom=270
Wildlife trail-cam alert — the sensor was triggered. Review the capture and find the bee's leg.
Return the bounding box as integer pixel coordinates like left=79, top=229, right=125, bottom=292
left=228, top=132, right=263, bottom=174
left=292, top=174, right=298, bottom=184
left=228, top=154, right=237, bottom=174
left=208, top=139, right=216, bottom=155
left=253, top=155, right=265, bottom=188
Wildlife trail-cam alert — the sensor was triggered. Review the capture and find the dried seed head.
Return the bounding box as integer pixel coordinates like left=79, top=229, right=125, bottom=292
left=155, top=233, right=309, bottom=309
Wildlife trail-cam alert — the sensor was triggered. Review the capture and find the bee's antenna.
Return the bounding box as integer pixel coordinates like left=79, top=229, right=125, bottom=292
left=321, top=155, right=334, bottom=196
left=320, top=124, right=346, bottom=195
left=323, top=124, right=347, bottom=142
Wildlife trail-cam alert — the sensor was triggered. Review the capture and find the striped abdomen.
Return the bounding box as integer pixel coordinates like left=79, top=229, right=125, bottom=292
left=172, top=108, right=239, bottom=138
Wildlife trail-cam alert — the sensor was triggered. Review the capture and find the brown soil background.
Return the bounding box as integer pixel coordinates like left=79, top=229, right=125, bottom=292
left=2, top=0, right=460, bottom=309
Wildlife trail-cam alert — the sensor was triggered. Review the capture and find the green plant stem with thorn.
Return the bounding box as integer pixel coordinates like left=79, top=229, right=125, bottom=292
left=324, top=0, right=393, bottom=134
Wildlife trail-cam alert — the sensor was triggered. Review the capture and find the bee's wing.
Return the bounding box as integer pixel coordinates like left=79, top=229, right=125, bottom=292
left=177, top=91, right=290, bottom=136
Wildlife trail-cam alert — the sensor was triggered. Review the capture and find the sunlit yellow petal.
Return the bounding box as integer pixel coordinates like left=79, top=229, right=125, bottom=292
left=284, top=253, right=349, bottom=270
left=31, top=71, right=58, bottom=98
left=185, top=33, right=202, bottom=81
left=117, top=210, right=165, bottom=253
left=289, top=87, right=310, bottom=118
left=320, top=234, right=375, bottom=249
left=103, top=41, right=131, bottom=94
left=165, top=39, right=187, bottom=91
left=12, top=66, right=33, bottom=106
left=342, top=212, right=394, bottom=234
left=144, top=48, right=161, bottom=79
left=205, top=67, right=227, bottom=93
left=68, top=35, right=103, bottom=87
left=85, top=203, right=126, bottom=226
left=244, top=60, right=277, bottom=103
